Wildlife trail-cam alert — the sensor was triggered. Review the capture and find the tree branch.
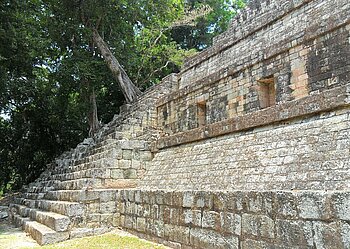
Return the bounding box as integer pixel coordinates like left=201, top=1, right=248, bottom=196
left=92, top=28, right=141, bottom=103
left=140, top=60, right=171, bottom=86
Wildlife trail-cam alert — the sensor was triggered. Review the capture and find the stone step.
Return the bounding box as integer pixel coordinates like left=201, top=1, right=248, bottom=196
left=90, top=143, right=119, bottom=155
left=52, top=156, right=117, bottom=175
left=27, top=186, right=57, bottom=194
left=54, top=178, right=103, bottom=190
left=78, top=139, right=118, bottom=156
left=57, top=177, right=138, bottom=190
left=15, top=198, right=84, bottom=217
left=14, top=197, right=36, bottom=208
left=24, top=220, right=69, bottom=245
left=26, top=181, right=58, bottom=193
left=44, top=189, right=118, bottom=202
left=52, top=166, right=141, bottom=182
left=104, top=131, right=125, bottom=140
left=36, top=200, right=85, bottom=217
left=29, top=209, right=70, bottom=232
left=10, top=203, right=71, bottom=232
left=49, top=139, right=149, bottom=176
left=10, top=203, right=30, bottom=217
left=27, top=186, right=55, bottom=194
left=51, top=168, right=114, bottom=181
left=23, top=192, right=45, bottom=200
left=51, top=143, right=118, bottom=172
left=11, top=213, right=30, bottom=228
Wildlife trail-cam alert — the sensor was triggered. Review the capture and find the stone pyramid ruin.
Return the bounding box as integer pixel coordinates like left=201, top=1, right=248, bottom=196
left=9, top=0, right=350, bottom=247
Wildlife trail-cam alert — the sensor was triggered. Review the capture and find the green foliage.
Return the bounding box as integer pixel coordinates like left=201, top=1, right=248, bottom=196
left=0, top=0, right=89, bottom=193
left=132, top=26, right=197, bottom=87
left=172, top=0, right=247, bottom=50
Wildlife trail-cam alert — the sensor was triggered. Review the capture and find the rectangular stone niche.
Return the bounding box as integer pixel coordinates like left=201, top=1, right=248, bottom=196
left=258, top=76, right=276, bottom=109
left=197, top=101, right=207, bottom=127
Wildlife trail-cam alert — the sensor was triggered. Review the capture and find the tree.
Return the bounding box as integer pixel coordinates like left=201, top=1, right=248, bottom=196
left=91, top=28, right=141, bottom=103
left=0, top=0, right=89, bottom=191
left=44, top=0, right=187, bottom=102
left=42, top=0, right=191, bottom=135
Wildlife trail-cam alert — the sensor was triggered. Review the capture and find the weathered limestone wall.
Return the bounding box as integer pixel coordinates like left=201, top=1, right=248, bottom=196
left=116, top=189, right=350, bottom=249
left=157, top=0, right=350, bottom=134
left=142, top=104, right=350, bottom=191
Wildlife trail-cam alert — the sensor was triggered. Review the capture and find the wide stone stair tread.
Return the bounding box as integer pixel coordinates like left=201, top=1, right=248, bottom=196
left=12, top=213, right=30, bottom=227
left=51, top=168, right=113, bottom=181
left=26, top=180, right=58, bottom=192
left=54, top=178, right=104, bottom=190
left=29, top=209, right=70, bottom=232
left=45, top=189, right=118, bottom=202
left=27, top=186, right=55, bottom=194
left=28, top=180, right=57, bottom=188
left=90, top=140, right=118, bottom=152
left=10, top=203, right=30, bottom=217
left=14, top=197, right=36, bottom=208
left=23, top=192, right=45, bottom=200
left=51, top=154, right=119, bottom=176
left=53, top=177, right=134, bottom=190
left=15, top=198, right=85, bottom=217
left=35, top=199, right=85, bottom=217
left=24, top=220, right=69, bottom=245
left=11, top=203, right=71, bottom=232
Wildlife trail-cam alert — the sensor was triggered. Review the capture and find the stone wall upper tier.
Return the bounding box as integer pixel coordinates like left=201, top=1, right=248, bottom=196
left=156, top=0, right=350, bottom=135
left=181, top=0, right=349, bottom=88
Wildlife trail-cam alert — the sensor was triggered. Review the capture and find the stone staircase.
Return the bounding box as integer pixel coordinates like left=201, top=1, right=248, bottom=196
left=9, top=133, right=144, bottom=244
left=8, top=80, right=174, bottom=245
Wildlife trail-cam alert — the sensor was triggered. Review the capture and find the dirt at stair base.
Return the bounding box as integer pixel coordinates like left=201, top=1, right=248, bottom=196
left=0, top=217, right=170, bottom=249
left=0, top=218, right=39, bottom=249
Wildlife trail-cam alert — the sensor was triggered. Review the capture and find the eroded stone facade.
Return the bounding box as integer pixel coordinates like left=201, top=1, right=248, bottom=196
left=157, top=0, right=350, bottom=135
left=116, top=190, right=350, bottom=249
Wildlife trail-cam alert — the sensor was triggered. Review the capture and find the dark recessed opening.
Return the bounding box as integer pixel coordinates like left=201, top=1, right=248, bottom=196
left=257, top=76, right=276, bottom=108
left=197, top=101, right=207, bottom=127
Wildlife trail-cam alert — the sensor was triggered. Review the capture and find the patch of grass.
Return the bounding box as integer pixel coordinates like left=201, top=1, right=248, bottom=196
left=0, top=234, right=20, bottom=242
left=22, top=233, right=167, bottom=249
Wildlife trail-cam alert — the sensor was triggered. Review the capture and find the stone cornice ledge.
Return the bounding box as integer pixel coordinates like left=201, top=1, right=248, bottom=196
left=153, top=84, right=350, bottom=150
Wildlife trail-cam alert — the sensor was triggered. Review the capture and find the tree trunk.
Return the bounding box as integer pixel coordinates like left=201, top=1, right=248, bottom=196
left=92, top=28, right=142, bottom=103
left=88, top=88, right=100, bottom=136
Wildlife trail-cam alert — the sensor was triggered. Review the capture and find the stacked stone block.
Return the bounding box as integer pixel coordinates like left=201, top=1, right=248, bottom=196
left=115, top=190, right=350, bottom=249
